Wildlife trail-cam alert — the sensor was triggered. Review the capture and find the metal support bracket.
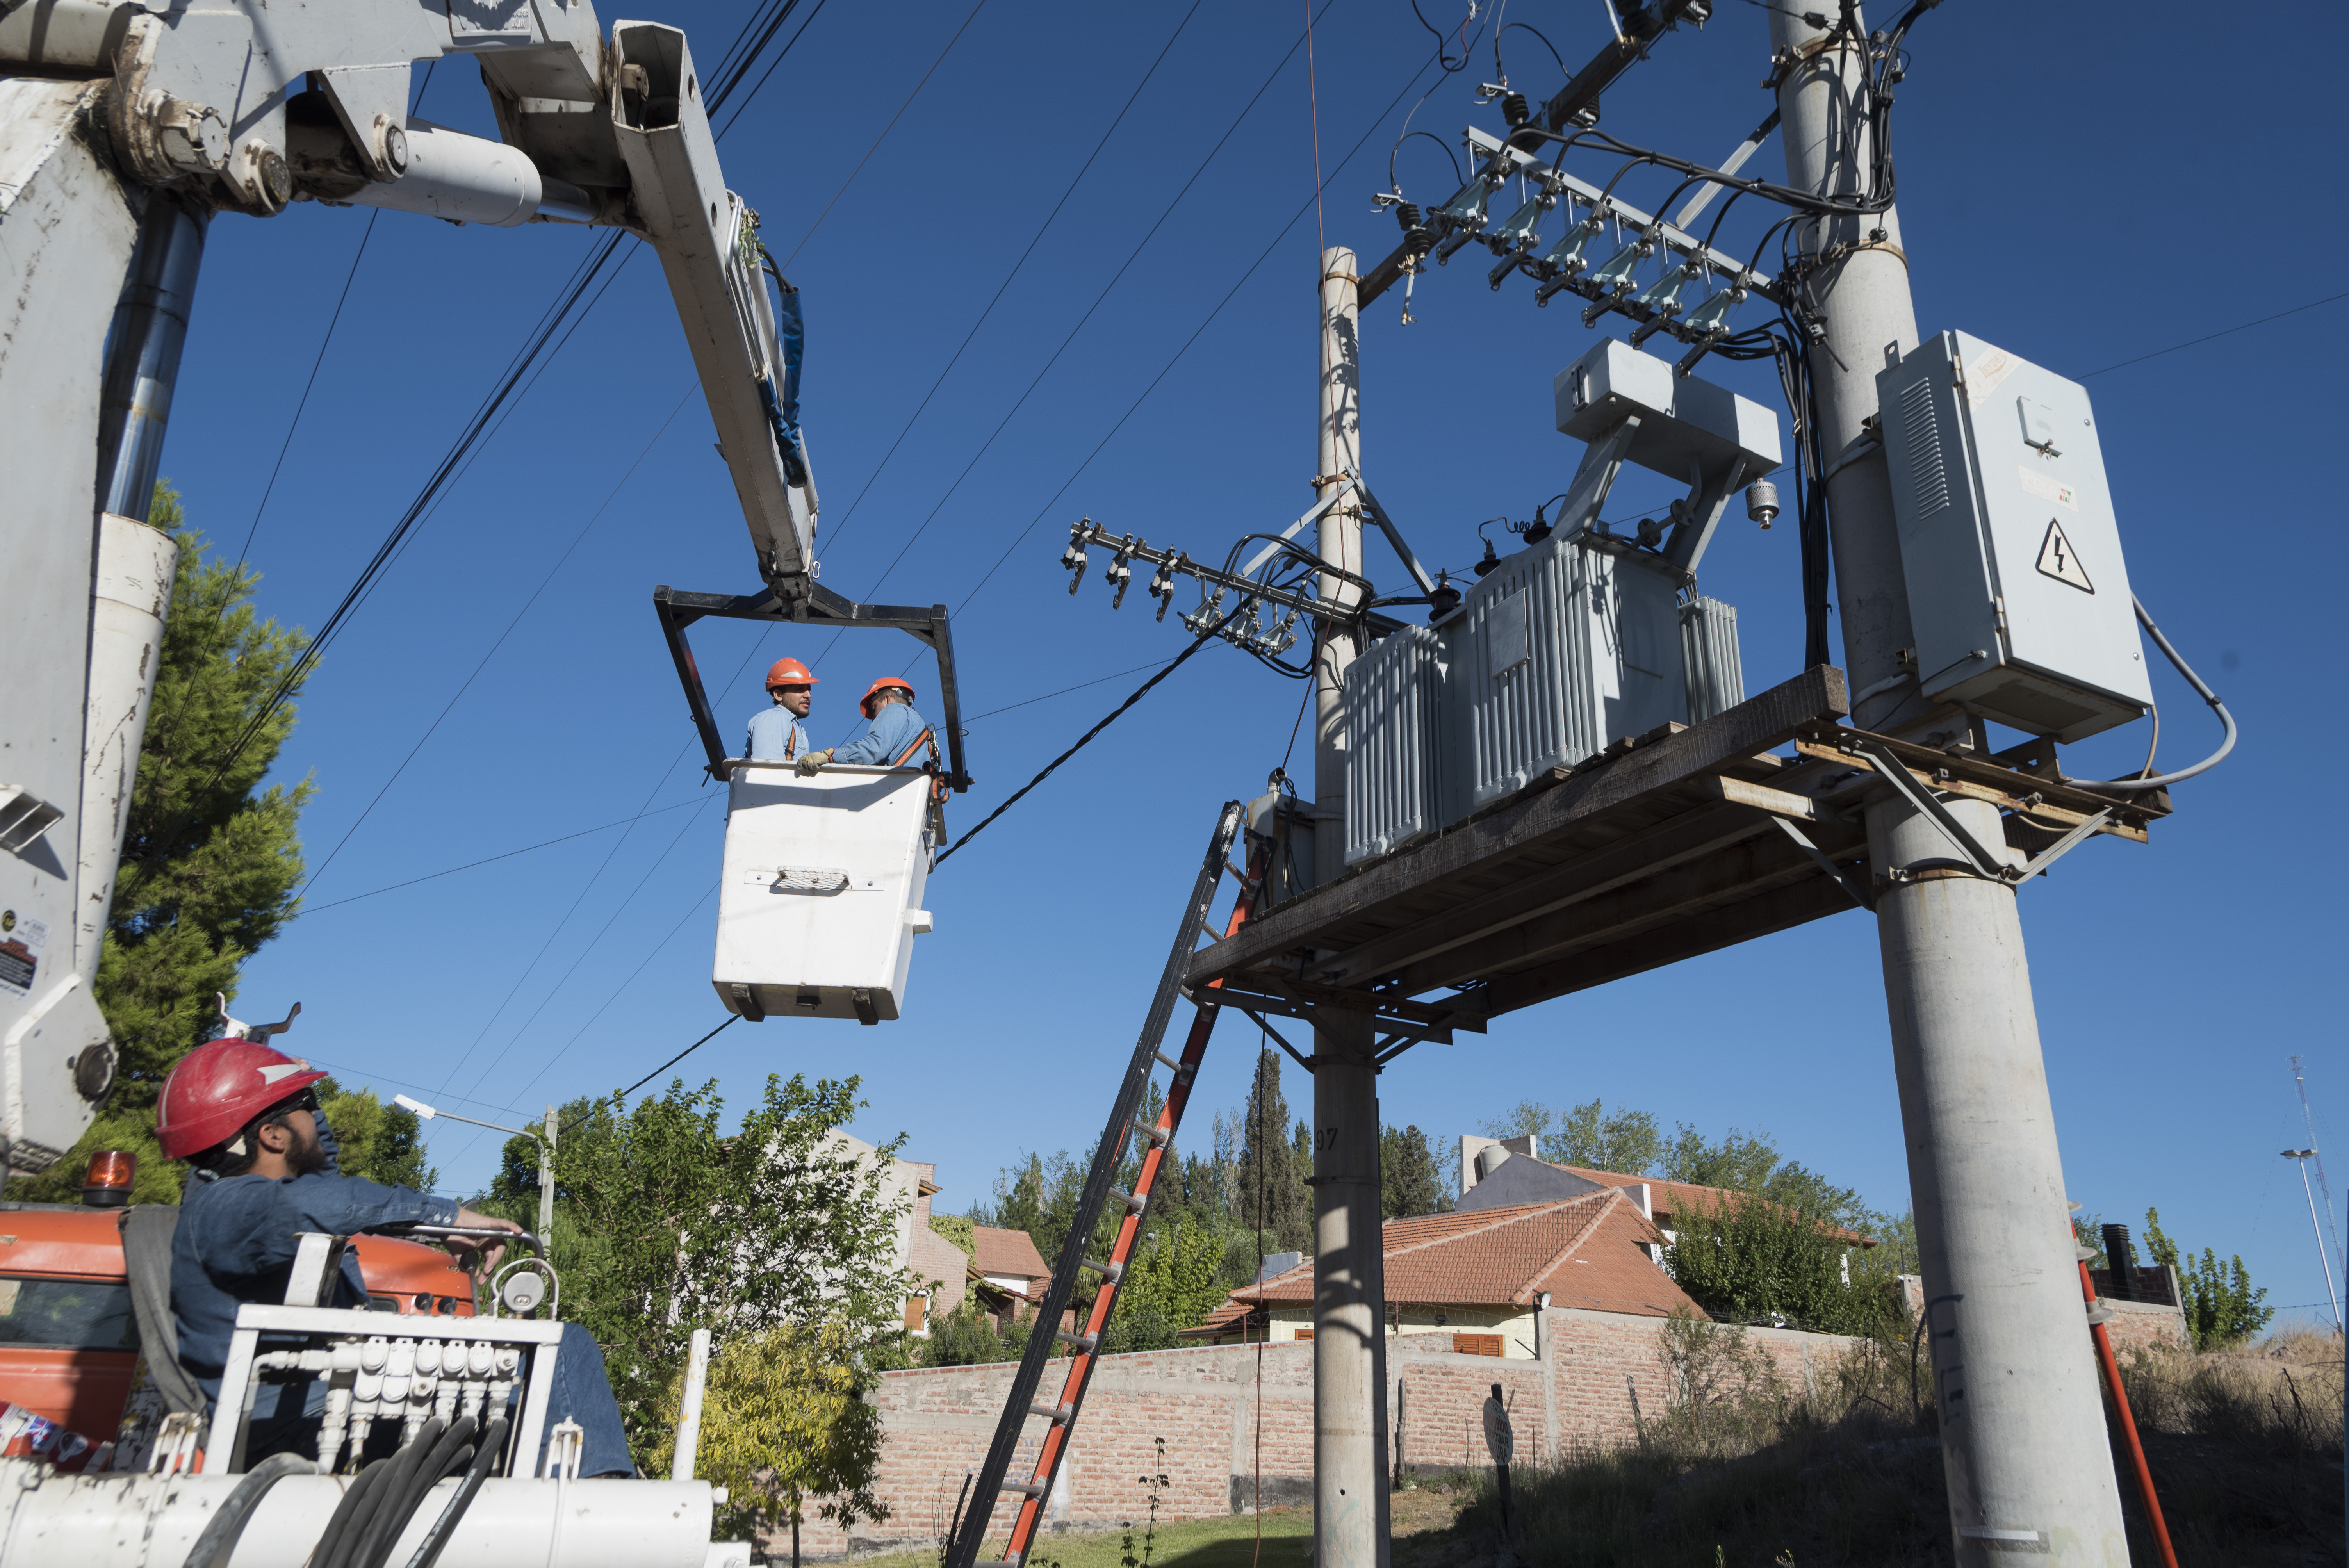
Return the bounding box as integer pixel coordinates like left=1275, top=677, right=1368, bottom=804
left=1768, top=816, right=1875, bottom=912
left=1852, top=737, right=2017, bottom=882
left=1558, top=414, right=1642, bottom=538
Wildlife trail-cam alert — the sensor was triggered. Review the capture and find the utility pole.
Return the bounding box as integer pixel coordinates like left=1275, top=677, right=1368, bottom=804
left=1767, top=11, right=2130, bottom=1563
left=1310, top=244, right=1389, bottom=1568
left=542, top=1103, right=559, bottom=1245
left=2283, top=1150, right=2342, bottom=1332
left=2289, top=1056, right=2341, bottom=1280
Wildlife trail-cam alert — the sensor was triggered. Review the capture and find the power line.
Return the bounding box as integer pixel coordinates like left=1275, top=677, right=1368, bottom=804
left=934, top=608, right=1235, bottom=867
left=572, top=1016, right=739, bottom=1129
left=292, top=798, right=704, bottom=916
left=2080, top=290, right=2349, bottom=379
left=814, top=0, right=1210, bottom=559
left=962, top=657, right=1176, bottom=723
left=296, top=387, right=692, bottom=899
left=773, top=0, right=989, bottom=267
left=848, top=0, right=1340, bottom=608
left=945, top=50, right=1442, bottom=621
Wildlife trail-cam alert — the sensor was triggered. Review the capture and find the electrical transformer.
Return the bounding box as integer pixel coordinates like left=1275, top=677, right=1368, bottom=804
left=1877, top=331, right=2152, bottom=740
left=1342, top=624, right=1458, bottom=864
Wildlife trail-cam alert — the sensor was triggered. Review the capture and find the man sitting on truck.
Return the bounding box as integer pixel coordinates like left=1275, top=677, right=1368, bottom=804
left=795, top=675, right=933, bottom=775
left=156, top=1036, right=634, bottom=1474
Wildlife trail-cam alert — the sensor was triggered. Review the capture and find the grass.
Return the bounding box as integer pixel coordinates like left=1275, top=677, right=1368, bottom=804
left=1399, top=1314, right=2346, bottom=1568
left=841, top=1506, right=1316, bottom=1568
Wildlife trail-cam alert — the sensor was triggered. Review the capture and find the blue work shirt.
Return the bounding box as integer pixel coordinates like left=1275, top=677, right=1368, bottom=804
left=173, top=1167, right=458, bottom=1410
left=745, top=704, right=811, bottom=762
left=831, top=701, right=932, bottom=766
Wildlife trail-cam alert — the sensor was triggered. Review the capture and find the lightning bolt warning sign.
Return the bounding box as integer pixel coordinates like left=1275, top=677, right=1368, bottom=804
left=2035, top=518, right=2093, bottom=593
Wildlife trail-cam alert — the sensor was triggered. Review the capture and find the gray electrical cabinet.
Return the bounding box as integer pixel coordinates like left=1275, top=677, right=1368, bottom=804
left=1877, top=331, right=2152, bottom=741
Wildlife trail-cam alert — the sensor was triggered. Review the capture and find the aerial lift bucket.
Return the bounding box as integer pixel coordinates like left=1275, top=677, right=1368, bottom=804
left=712, top=761, right=937, bottom=1024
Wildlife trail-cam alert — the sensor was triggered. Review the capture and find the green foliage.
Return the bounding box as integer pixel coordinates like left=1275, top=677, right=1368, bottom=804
left=1664, top=1124, right=1869, bottom=1233
left=545, top=1074, right=913, bottom=1468
left=1235, top=1050, right=1310, bottom=1252
left=1481, top=1100, right=1553, bottom=1144
left=1381, top=1124, right=1449, bottom=1219
left=1554, top=1098, right=1664, bottom=1176
left=1103, top=1212, right=1228, bottom=1351
left=647, top=1318, right=886, bottom=1545
left=930, top=1213, right=975, bottom=1256
left=1662, top=1188, right=1892, bottom=1336
left=919, top=1303, right=1027, bottom=1367
left=20, top=487, right=312, bottom=1204
left=315, top=1078, right=437, bottom=1190
left=2145, top=1206, right=2274, bottom=1349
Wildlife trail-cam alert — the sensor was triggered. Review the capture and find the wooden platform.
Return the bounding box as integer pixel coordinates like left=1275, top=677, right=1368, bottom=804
left=1189, top=666, right=2169, bottom=1040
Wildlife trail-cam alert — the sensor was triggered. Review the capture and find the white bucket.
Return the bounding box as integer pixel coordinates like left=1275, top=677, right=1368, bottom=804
left=711, top=763, right=935, bottom=1023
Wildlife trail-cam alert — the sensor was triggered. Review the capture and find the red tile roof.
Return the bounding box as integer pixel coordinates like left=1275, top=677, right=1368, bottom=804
left=972, top=1226, right=1050, bottom=1281
left=1232, top=1189, right=1707, bottom=1320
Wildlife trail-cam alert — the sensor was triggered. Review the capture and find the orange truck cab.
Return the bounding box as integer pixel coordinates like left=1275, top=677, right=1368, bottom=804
left=0, top=1198, right=477, bottom=1461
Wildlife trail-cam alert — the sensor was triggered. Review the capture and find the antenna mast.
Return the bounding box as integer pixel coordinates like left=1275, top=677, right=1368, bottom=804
left=2290, top=1055, right=2342, bottom=1276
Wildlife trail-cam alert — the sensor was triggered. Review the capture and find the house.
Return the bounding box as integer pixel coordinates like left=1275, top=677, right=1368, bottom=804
left=962, top=1225, right=1053, bottom=1329
left=827, top=1133, right=977, bottom=1336
left=1185, top=1186, right=1704, bottom=1355
left=1456, top=1134, right=1876, bottom=1264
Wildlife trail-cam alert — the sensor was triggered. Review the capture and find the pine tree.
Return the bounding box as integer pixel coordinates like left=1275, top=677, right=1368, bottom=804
left=22, top=487, right=312, bottom=1203
left=1235, top=1049, right=1310, bottom=1253
left=1381, top=1124, right=1448, bottom=1219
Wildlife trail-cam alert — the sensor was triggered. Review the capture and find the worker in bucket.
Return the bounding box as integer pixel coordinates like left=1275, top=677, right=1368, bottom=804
left=157, top=1036, right=635, bottom=1475
left=797, top=675, right=934, bottom=775
left=747, top=656, right=818, bottom=762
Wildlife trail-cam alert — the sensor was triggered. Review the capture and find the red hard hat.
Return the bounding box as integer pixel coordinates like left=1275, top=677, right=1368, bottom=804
left=765, top=658, right=818, bottom=690
left=155, top=1038, right=329, bottom=1161
left=860, top=677, right=915, bottom=719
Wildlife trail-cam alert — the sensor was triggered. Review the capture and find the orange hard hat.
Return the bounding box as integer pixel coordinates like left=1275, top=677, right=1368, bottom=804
left=765, top=658, right=818, bottom=689
left=860, top=677, right=916, bottom=718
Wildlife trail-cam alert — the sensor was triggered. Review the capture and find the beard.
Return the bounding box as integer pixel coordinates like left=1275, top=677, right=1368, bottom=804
left=284, top=1124, right=333, bottom=1178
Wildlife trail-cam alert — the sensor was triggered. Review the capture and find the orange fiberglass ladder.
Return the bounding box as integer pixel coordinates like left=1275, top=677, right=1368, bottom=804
left=944, top=800, right=1259, bottom=1568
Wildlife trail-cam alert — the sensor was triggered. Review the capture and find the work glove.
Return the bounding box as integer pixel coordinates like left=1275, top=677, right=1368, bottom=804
left=796, top=748, right=832, bottom=777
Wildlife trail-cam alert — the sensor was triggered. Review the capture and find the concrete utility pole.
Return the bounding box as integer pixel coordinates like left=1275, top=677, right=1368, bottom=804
left=1767, top=12, right=2130, bottom=1562
left=1310, top=244, right=1390, bottom=1568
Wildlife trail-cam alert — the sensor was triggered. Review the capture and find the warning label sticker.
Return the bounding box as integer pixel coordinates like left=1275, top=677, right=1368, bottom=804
left=2018, top=466, right=2079, bottom=510
left=0, top=912, right=46, bottom=997
left=2036, top=519, right=2094, bottom=593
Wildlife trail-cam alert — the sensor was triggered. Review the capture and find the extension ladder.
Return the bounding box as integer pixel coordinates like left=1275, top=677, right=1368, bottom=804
left=945, top=800, right=1259, bottom=1568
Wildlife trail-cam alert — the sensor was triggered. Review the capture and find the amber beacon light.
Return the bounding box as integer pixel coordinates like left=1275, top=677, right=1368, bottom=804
left=80, top=1149, right=136, bottom=1207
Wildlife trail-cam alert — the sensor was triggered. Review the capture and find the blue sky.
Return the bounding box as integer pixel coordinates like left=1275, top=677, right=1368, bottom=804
left=153, top=0, right=2347, bottom=1327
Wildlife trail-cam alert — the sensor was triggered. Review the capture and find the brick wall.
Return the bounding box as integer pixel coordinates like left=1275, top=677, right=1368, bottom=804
left=2099, top=1295, right=2189, bottom=1360
left=788, top=1309, right=1870, bottom=1557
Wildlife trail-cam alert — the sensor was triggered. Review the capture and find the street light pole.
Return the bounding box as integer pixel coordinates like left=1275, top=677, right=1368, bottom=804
left=393, top=1094, right=554, bottom=1242
left=2284, top=1150, right=2341, bottom=1332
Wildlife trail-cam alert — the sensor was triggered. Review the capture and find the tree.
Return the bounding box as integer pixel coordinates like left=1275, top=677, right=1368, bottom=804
left=1103, top=1211, right=1228, bottom=1351
left=1554, top=1098, right=1664, bottom=1176
left=1481, top=1101, right=1552, bottom=1145
left=316, top=1079, right=437, bottom=1190
left=648, top=1318, right=886, bottom=1566
left=547, top=1074, right=913, bottom=1467
left=1382, top=1125, right=1449, bottom=1219
left=2144, top=1206, right=2274, bottom=1349
left=1663, top=1124, right=1784, bottom=1192
left=1235, top=1050, right=1309, bottom=1253
left=1662, top=1188, right=1890, bottom=1335
left=20, top=488, right=312, bottom=1205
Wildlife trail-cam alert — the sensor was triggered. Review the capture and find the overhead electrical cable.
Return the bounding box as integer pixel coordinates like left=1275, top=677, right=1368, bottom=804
left=813, top=0, right=1212, bottom=557
left=770, top=0, right=988, bottom=265
left=2080, top=290, right=2349, bottom=378
left=297, top=392, right=691, bottom=899
left=945, top=51, right=1443, bottom=620
left=449, top=795, right=720, bottom=1107
left=840, top=0, right=1338, bottom=608
left=292, top=798, right=703, bottom=916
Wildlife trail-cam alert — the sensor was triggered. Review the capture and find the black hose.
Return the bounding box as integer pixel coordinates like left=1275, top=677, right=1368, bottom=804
left=401, top=1417, right=510, bottom=1568
left=357, top=1418, right=479, bottom=1568
left=179, top=1451, right=313, bottom=1568
left=343, top=1418, right=449, bottom=1568
left=313, top=1456, right=395, bottom=1568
